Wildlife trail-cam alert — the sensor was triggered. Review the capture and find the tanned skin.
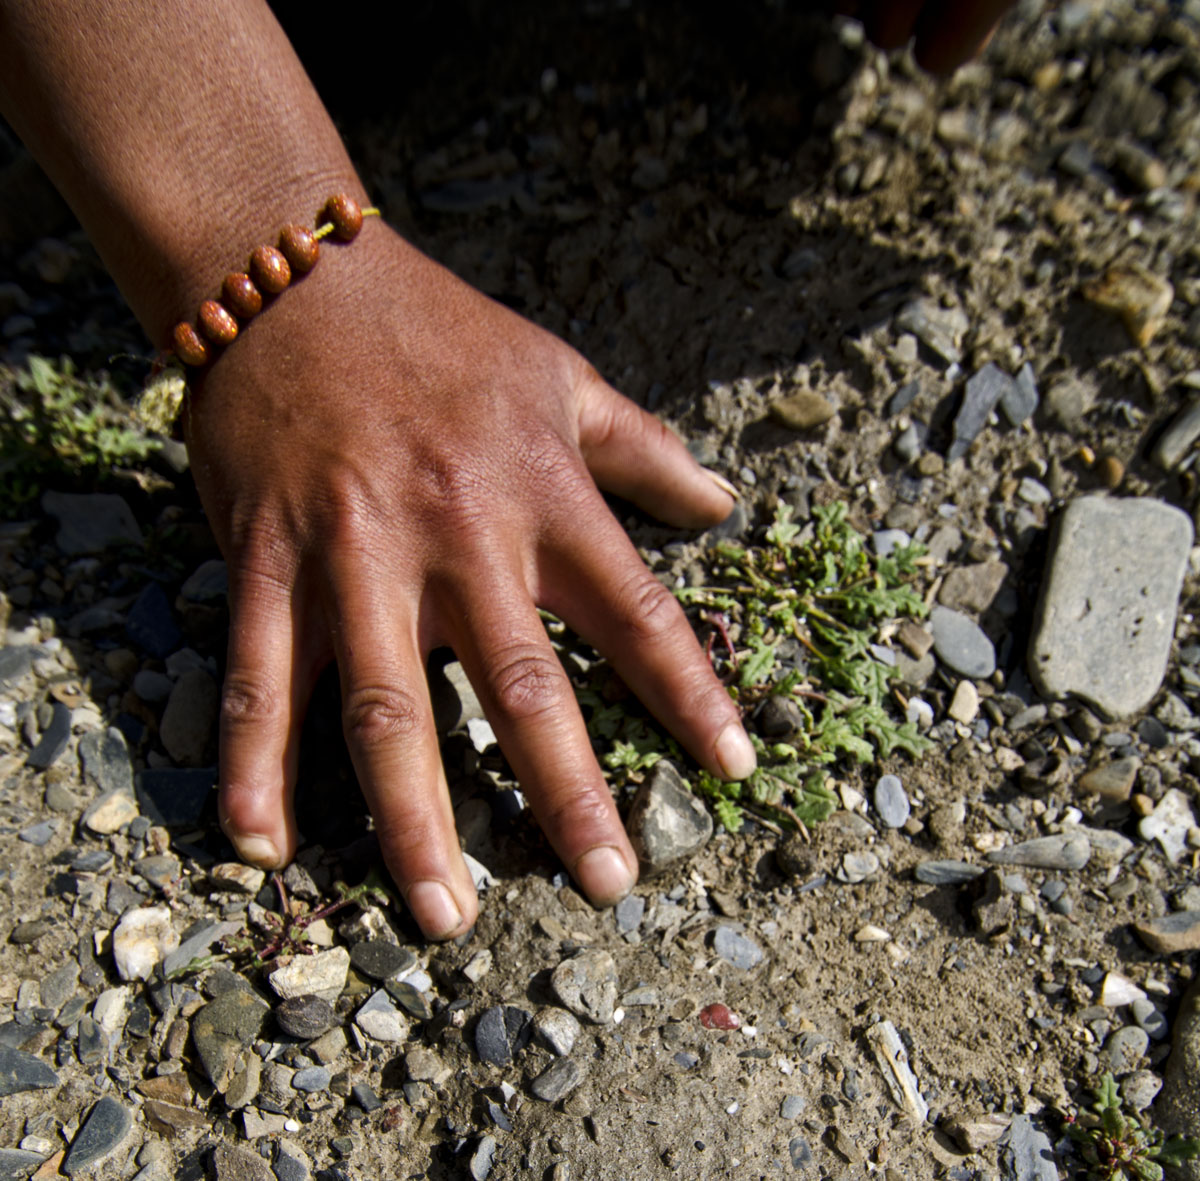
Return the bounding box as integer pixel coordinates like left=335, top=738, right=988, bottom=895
left=0, top=0, right=1012, bottom=939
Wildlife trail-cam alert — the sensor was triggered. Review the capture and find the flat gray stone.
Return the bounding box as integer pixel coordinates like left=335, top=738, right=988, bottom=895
left=998, top=1114, right=1057, bottom=1181
left=930, top=606, right=996, bottom=679
left=895, top=297, right=968, bottom=365
left=42, top=490, right=142, bottom=555
left=291, top=1066, right=330, bottom=1092
left=0, top=1046, right=59, bottom=1095
left=1029, top=496, right=1192, bottom=718
left=210, top=1142, right=274, bottom=1181
left=626, top=761, right=713, bottom=874
left=474, top=1005, right=532, bottom=1067
left=614, top=894, right=645, bottom=934
left=26, top=701, right=71, bottom=770
left=468, top=1135, right=496, bottom=1181
left=1001, top=362, right=1039, bottom=426
left=62, top=1096, right=131, bottom=1176
left=159, top=668, right=219, bottom=766
left=914, top=860, right=985, bottom=885
left=160, top=920, right=241, bottom=978
left=0, top=1150, right=47, bottom=1180
left=0, top=647, right=34, bottom=690
left=1159, top=979, right=1200, bottom=1180
left=192, top=988, right=270, bottom=1092
left=950, top=363, right=1016, bottom=461
left=985, top=835, right=1091, bottom=871
left=530, top=1057, right=584, bottom=1102
left=712, top=925, right=764, bottom=970
left=1105, top=1025, right=1150, bottom=1073
left=550, top=950, right=618, bottom=1025
left=78, top=728, right=134, bottom=794
left=1134, top=910, right=1200, bottom=954
left=273, top=1139, right=312, bottom=1181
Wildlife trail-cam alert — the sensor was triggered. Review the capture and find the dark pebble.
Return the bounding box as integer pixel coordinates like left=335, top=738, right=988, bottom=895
left=530, top=1057, right=584, bottom=1102
left=474, top=1005, right=532, bottom=1067
left=26, top=701, right=71, bottom=770
left=63, top=1095, right=131, bottom=1176
left=135, top=767, right=215, bottom=826
left=351, top=1082, right=381, bottom=1112
left=914, top=861, right=985, bottom=885
left=349, top=940, right=416, bottom=981
left=0, top=1045, right=59, bottom=1095
left=125, top=582, right=182, bottom=658
left=789, top=1137, right=814, bottom=1169
left=275, top=995, right=335, bottom=1040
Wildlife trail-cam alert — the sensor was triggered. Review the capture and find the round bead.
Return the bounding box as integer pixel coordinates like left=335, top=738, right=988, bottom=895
left=279, top=224, right=319, bottom=272
left=322, top=194, right=363, bottom=241
left=198, top=299, right=238, bottom=345
left=249, top=245, right=291, bottom=295
left=172, top=322, right=209, bottom=366
left=221, top=272, right=263, bottom=319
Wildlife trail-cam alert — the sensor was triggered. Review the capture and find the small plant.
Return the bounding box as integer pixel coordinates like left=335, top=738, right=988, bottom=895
left=0, top=355, right=161, bottom=514
left=578, top=501, right=932, bottom=832
left=1063, top=1072, right=1200, bottom=1181
left=221, top=870, right=394, bottom=971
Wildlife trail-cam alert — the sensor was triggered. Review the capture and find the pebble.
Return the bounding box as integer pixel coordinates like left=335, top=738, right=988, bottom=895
left=132, top=669, right=173, bottom=704
left=699, top=1003, right=741, bottom=1030
left=531, top=1058, right=585, bottom=1102
left=475, top=1005, right=533, bottom=1067
left=62, top=1096, right=130, bottom=1177
left=1134, top=911, right=1200, bottom=954
left=291, top=1066, right=330, bottom=1093
left=929, top=606, right=996, bottom=679
left=41, top=491, right=142, bottom=555
left=112, top=906, right=178, bottom=982
left=386, top=976, right=433, bottom=1020
left=353, top=990, right=410, bottom=1044
left=125, top=582, right=183, bottom=659
left=551, top=950, right=618, bottom=1024
left=78, top=728, right=134, bottom=794
left=1121, top=1070, right=1163, bottom=1113
left=349, top=940, right=416, bottom=982
left=159, top=669, right=219, bottom=766
left=1105, top=1025, right=1150, bottom=1073
left=788, top=1137, right=813, bottom=1169
left=1158, top=978, right=1200, bottom=1177
left=1153, top=396, right=1200, bottom=470
left=939, top=562, right=1008, bottom=615
left=895, top=297, right=968, bottom=365
left=873, top=774, right=910, bottom=828
left=82, top=789, right=140, bottom=835
left=469, top=1135, right=497, bottom=1181
left=780, top=1094, right=805, bottom=1120
left=269, top=947, right=349, bottom=1002
left=947, top=681, right=979, bottom=724
left=1099, top=972, right=1146, bottom=1007
left=914, top=861, right=985, bottom=885
left=1001, top=362, right=1039, bottom=426
left=272, top=1141, right=312, bottom=1181
left=712, top=925, right=764, bottom=970
left=769, top=391, right=836, bottom=431
left=191, top=988, right=269, bottom=1092
left=1138, top=788, right=1195, bottom=863
left=998, top=1114, right=1057, bottom=1181
left=1131, top=998, right=1168, bottom=1041
left=0, top=1045, right=59, bottom=1095
left=275, top=995, right=335, bottom=1040
left=135, top=767, right=215, bottom=826
left=209, top=1143, right=274, bottom=1181
left=1077, top=757, right=1139, bottom=802
left=18, top=819, right=56, bottom=845
left=840, top=851, right=880, bottom=884
left=986, top=835, right=1090, bottom=871
left=405, top=1046, right=447, bottom=1083
left=626, top=761, right=713, bottom=874
left=0, top=1150, right=48, bottom=1178
left=208, top=863, right=265, bottom=896
left=1082, top=262, right=1173, bottom=347
left=614, top=894, right=645, bottom=934
left=26, top=701, right=71, bottom=770
left=533, top=1007, right=581, bottom=1057
left=1029, top=496, right=1192, bottom=717
left=949, top=364, right=1016, bottom=461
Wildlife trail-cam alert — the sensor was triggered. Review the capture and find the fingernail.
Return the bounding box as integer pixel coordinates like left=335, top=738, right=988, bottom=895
left=575, top=845, right=636, bottom=906
left=407, top=880, right=464, bottom=940
left=702, top=467, right=739, bottom=501
left=231, top=834, right=281, bottom=869
left=715, top=722, right=757, bottom=780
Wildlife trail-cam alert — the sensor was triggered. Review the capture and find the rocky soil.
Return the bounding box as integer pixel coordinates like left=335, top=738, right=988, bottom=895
left=3, top=1, right=1200, bottom=1179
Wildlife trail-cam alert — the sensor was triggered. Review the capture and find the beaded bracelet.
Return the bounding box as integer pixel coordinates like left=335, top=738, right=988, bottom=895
left=169, top=193, right=381, bottom=367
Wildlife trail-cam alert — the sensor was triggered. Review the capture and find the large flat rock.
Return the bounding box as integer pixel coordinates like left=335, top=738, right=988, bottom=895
left=1029, top=496, right=1192, bottom=718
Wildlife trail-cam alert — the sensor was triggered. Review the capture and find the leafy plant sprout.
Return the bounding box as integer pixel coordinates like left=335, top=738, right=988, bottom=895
left=575, top=501, right=933, bottom=833
left=1063, top=1072, right=1200, bottom=1181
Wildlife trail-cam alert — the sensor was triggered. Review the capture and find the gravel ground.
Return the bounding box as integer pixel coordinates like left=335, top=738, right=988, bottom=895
left=2, top=2, right=1200, bottom=1179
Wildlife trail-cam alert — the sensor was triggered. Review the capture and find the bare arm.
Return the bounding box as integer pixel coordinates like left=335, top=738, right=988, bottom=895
left=0, top=0, right=753, bottom=938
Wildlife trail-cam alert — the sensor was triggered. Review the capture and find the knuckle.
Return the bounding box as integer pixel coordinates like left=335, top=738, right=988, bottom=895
left=540, top=781, right=615, bottom=839
left=221, top=674, right=282, bottom=729
left=374, top=814, right=443, bottom=868
left=486, top=644, right=568, bottom=723
left=615, top=572, right=682, bottom=646
left=342, top=684, right=424, bottom=749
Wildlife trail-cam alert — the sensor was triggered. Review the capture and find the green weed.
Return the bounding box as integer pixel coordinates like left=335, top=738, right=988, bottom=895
left=578, top=501, right=932, bottom=832
left=1064, top=1072, right=1200, bottom=1181
left=0, top=355, right=161, bottom=515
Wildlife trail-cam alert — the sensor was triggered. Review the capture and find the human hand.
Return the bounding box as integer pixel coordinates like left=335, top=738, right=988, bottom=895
left=839, top=0, right=1016, bottom=73
left=185, top=220, right=757, bottom=940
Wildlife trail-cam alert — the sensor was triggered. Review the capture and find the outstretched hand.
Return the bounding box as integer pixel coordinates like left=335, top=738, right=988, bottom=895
left=186, top=222, right=757, bottom=939
left=840, top=0, right=1016, bottom=73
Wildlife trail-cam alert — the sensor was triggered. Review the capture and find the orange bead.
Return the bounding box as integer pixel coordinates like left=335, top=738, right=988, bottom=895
left=249, top=245, right=291, bottom=294
left=322, top=194, right=363, bottom=241
left=198, top=299, right=238, bottom=345
left=172, top=321, right=209, bottom=366
left=222, top=272, right=263, bottom=319
left=279, top=224, right=319, bottom=272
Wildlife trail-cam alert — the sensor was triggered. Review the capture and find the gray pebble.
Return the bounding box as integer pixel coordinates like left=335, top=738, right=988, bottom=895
left=914, top=861, right=985, bottom=885
left=788, top=1137, right=814, bottom=1169
left=291, top=1066, right=330, bottom=1093
left=62, top=1095, right=130, bottom=1176
left=349, top=940, right=415, bottom=982
left=712, top=925, right=764, bottom=970
left=949, top=364, right=1015, bottom=461
left=614, top=894, right=645, bottom=934
left=533, top=1007, right=581, bottom=1057
left=780, top=1094, right=806, bottom=1120
left=26, top=701, right=71, bottom=770
left=531, top=1057, right=585, bottom=1102
left=1106, top=1025, right=1150, bottom=1074
left=18, top=820, right=56, bottom=846
left=986, top=835, right=1091, bottom=871
left=930, top=606, right=996, bottom=679
left=550, top=950, right=619, bottom=1024
left=474, top=1005, right=532, bottom=1067
left=1120, top=1070, right=1162, bottom=1112
left=873, top=774, right=910, bottom=828
left=0, top=1045, right=59, bottom=1095
left=469, top=1135, right=496, bottom=1181
left=1131, top=998, right=1168, bottom=1041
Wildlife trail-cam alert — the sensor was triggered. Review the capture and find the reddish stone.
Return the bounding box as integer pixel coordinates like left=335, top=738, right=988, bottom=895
left=699, top=1002, right=741, bottom=1030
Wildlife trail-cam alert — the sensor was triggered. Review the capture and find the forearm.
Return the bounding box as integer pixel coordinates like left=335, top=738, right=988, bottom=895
left=0, top=0, right=370, bottom=347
